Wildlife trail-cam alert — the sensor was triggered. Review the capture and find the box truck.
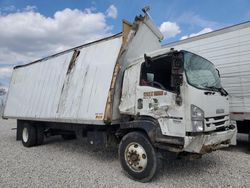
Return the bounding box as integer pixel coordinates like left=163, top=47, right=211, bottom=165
left=3, top=9, right=236, bottom=182
left=164, top=21, right=250, bottom=144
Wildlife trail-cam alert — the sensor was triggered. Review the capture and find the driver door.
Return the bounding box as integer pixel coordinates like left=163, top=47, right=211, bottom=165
left=135, top=56, right=185, bottom=137
left=135, top=58, right=174, bottom=117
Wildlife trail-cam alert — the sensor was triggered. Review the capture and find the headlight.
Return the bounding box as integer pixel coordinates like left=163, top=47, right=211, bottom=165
left=192, top=120, right=204, bottom=132
left=191, top=105, right=204, bottom=132
left=191, top=105, right=204, bottom=120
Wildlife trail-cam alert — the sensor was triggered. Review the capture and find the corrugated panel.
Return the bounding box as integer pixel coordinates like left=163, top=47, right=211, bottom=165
left=5, top=52, right=72, bottom=119
left=165, top=26, right=250, bottom=113
left=4, top=36, right=122, bottom=123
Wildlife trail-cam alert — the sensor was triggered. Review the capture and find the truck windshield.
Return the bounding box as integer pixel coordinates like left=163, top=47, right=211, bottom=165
left=184, top=51, right=221, bottom=90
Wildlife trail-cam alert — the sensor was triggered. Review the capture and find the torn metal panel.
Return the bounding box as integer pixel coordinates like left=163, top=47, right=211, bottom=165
left=112, top=14, right=163, bottom=120
left=66, top=50, right=80, bottom=74
left=122, top=19, right=133, bottom=45
left=104, top=63, right=120, bottom=122
left=4, top=36, right=123, bottom=124
left=183, top=127, right=236, bottom=154
left=119, top=63, right=140, bottom=115
left=4, top=13, right=163, bottom=124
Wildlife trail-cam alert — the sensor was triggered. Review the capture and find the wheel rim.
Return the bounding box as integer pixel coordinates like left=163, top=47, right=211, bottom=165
left=124, top=142, right=148, bottom=172
left=22, top=127, right=28, bottom=143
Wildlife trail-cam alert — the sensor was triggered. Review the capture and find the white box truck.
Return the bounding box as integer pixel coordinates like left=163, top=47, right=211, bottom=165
left=3, top=9, right=236, bottom=182
left=164, top=22, right=250, bottom=144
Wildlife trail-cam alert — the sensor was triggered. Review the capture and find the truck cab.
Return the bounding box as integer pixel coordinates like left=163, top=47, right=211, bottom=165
left=116, top=49, right=236, bottom=182
left=119, top=49, right=236, bottom=154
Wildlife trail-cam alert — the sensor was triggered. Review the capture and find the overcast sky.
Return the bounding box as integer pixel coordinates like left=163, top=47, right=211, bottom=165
left=0, top=0, right=250, bottom=90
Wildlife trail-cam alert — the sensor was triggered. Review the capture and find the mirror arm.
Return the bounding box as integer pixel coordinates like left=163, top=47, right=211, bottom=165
left=175, top=86, right=182, bottom=106
left=144, top=54, right=152, bottom=67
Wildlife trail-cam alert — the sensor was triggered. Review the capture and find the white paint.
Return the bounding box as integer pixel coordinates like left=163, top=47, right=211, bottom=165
left=112, top=15, right=163, bottom=120
left=119, top=56, right=185, bottom=137
left=4, top=36, right=122, bottom=123
left=184, top=128, right=236, bottom=153
left=119, top=64, right=139, bottom=115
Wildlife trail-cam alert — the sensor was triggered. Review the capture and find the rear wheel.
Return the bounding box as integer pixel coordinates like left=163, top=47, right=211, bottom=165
left=119, top=132, right=160, bottom=182
left=21, top=123, right=37, bottom=147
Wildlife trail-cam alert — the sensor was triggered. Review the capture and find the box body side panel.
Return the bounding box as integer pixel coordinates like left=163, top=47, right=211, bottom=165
left=4, top=37, right=122, bottom=124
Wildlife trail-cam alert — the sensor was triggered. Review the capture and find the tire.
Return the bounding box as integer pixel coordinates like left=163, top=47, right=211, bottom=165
left=21, top=123, right=37, bottom=147
left=36, top=126, right=44, bottom=146
left=119, top=131, right=160, bottom=182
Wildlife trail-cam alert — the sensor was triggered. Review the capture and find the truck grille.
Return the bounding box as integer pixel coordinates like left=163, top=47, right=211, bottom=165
left=213, top=121, right=225, bottom=126
left=205, top=115, right=225, bottom=122
left=205, top=115, right=229, bottom=131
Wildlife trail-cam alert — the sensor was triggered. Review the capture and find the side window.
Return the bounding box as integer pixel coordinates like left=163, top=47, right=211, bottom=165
left=140, top=55, right=175, bottom=92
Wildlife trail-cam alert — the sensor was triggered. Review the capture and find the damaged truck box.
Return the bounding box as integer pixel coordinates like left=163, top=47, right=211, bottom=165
left=3, top=8, right=236, bottom=182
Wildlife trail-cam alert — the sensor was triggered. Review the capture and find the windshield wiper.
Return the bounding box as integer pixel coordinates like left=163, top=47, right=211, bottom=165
left=218, top=87, right=228, bottom=96
left=204, top=86, right=228, bottom=96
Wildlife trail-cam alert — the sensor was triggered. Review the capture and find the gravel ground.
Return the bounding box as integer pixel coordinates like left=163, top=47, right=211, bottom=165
left=0, top=118, right=249, bottom=188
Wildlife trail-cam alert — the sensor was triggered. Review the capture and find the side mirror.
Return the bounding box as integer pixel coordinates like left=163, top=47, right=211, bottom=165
left=146, top=73, right=154, bottom=83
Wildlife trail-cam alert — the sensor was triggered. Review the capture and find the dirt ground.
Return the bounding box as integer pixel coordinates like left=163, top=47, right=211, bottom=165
left=0, top=118, right=249, bottom=188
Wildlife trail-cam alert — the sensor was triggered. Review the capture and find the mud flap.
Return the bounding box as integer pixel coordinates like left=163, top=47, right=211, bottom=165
left=87, top=131, right=108, bottom=147
left=230, top=127, right=237, bottom=146
left=16, top=120, right=23, bottom=141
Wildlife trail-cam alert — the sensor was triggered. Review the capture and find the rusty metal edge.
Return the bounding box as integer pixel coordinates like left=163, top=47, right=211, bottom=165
left=103, top=20, right=133, bottom=123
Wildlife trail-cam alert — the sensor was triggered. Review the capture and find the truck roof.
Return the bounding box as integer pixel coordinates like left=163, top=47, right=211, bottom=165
left=164, top=21, right=250, bottom=47
left=14, top=33, right=122, bottom=70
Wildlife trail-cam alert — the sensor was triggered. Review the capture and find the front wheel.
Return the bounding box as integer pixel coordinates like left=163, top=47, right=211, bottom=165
left=119, top=132, right=160, bottom=182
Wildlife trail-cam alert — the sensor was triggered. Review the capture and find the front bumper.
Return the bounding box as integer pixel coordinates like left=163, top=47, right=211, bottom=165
left=184, top=125, right=236, bottom=154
